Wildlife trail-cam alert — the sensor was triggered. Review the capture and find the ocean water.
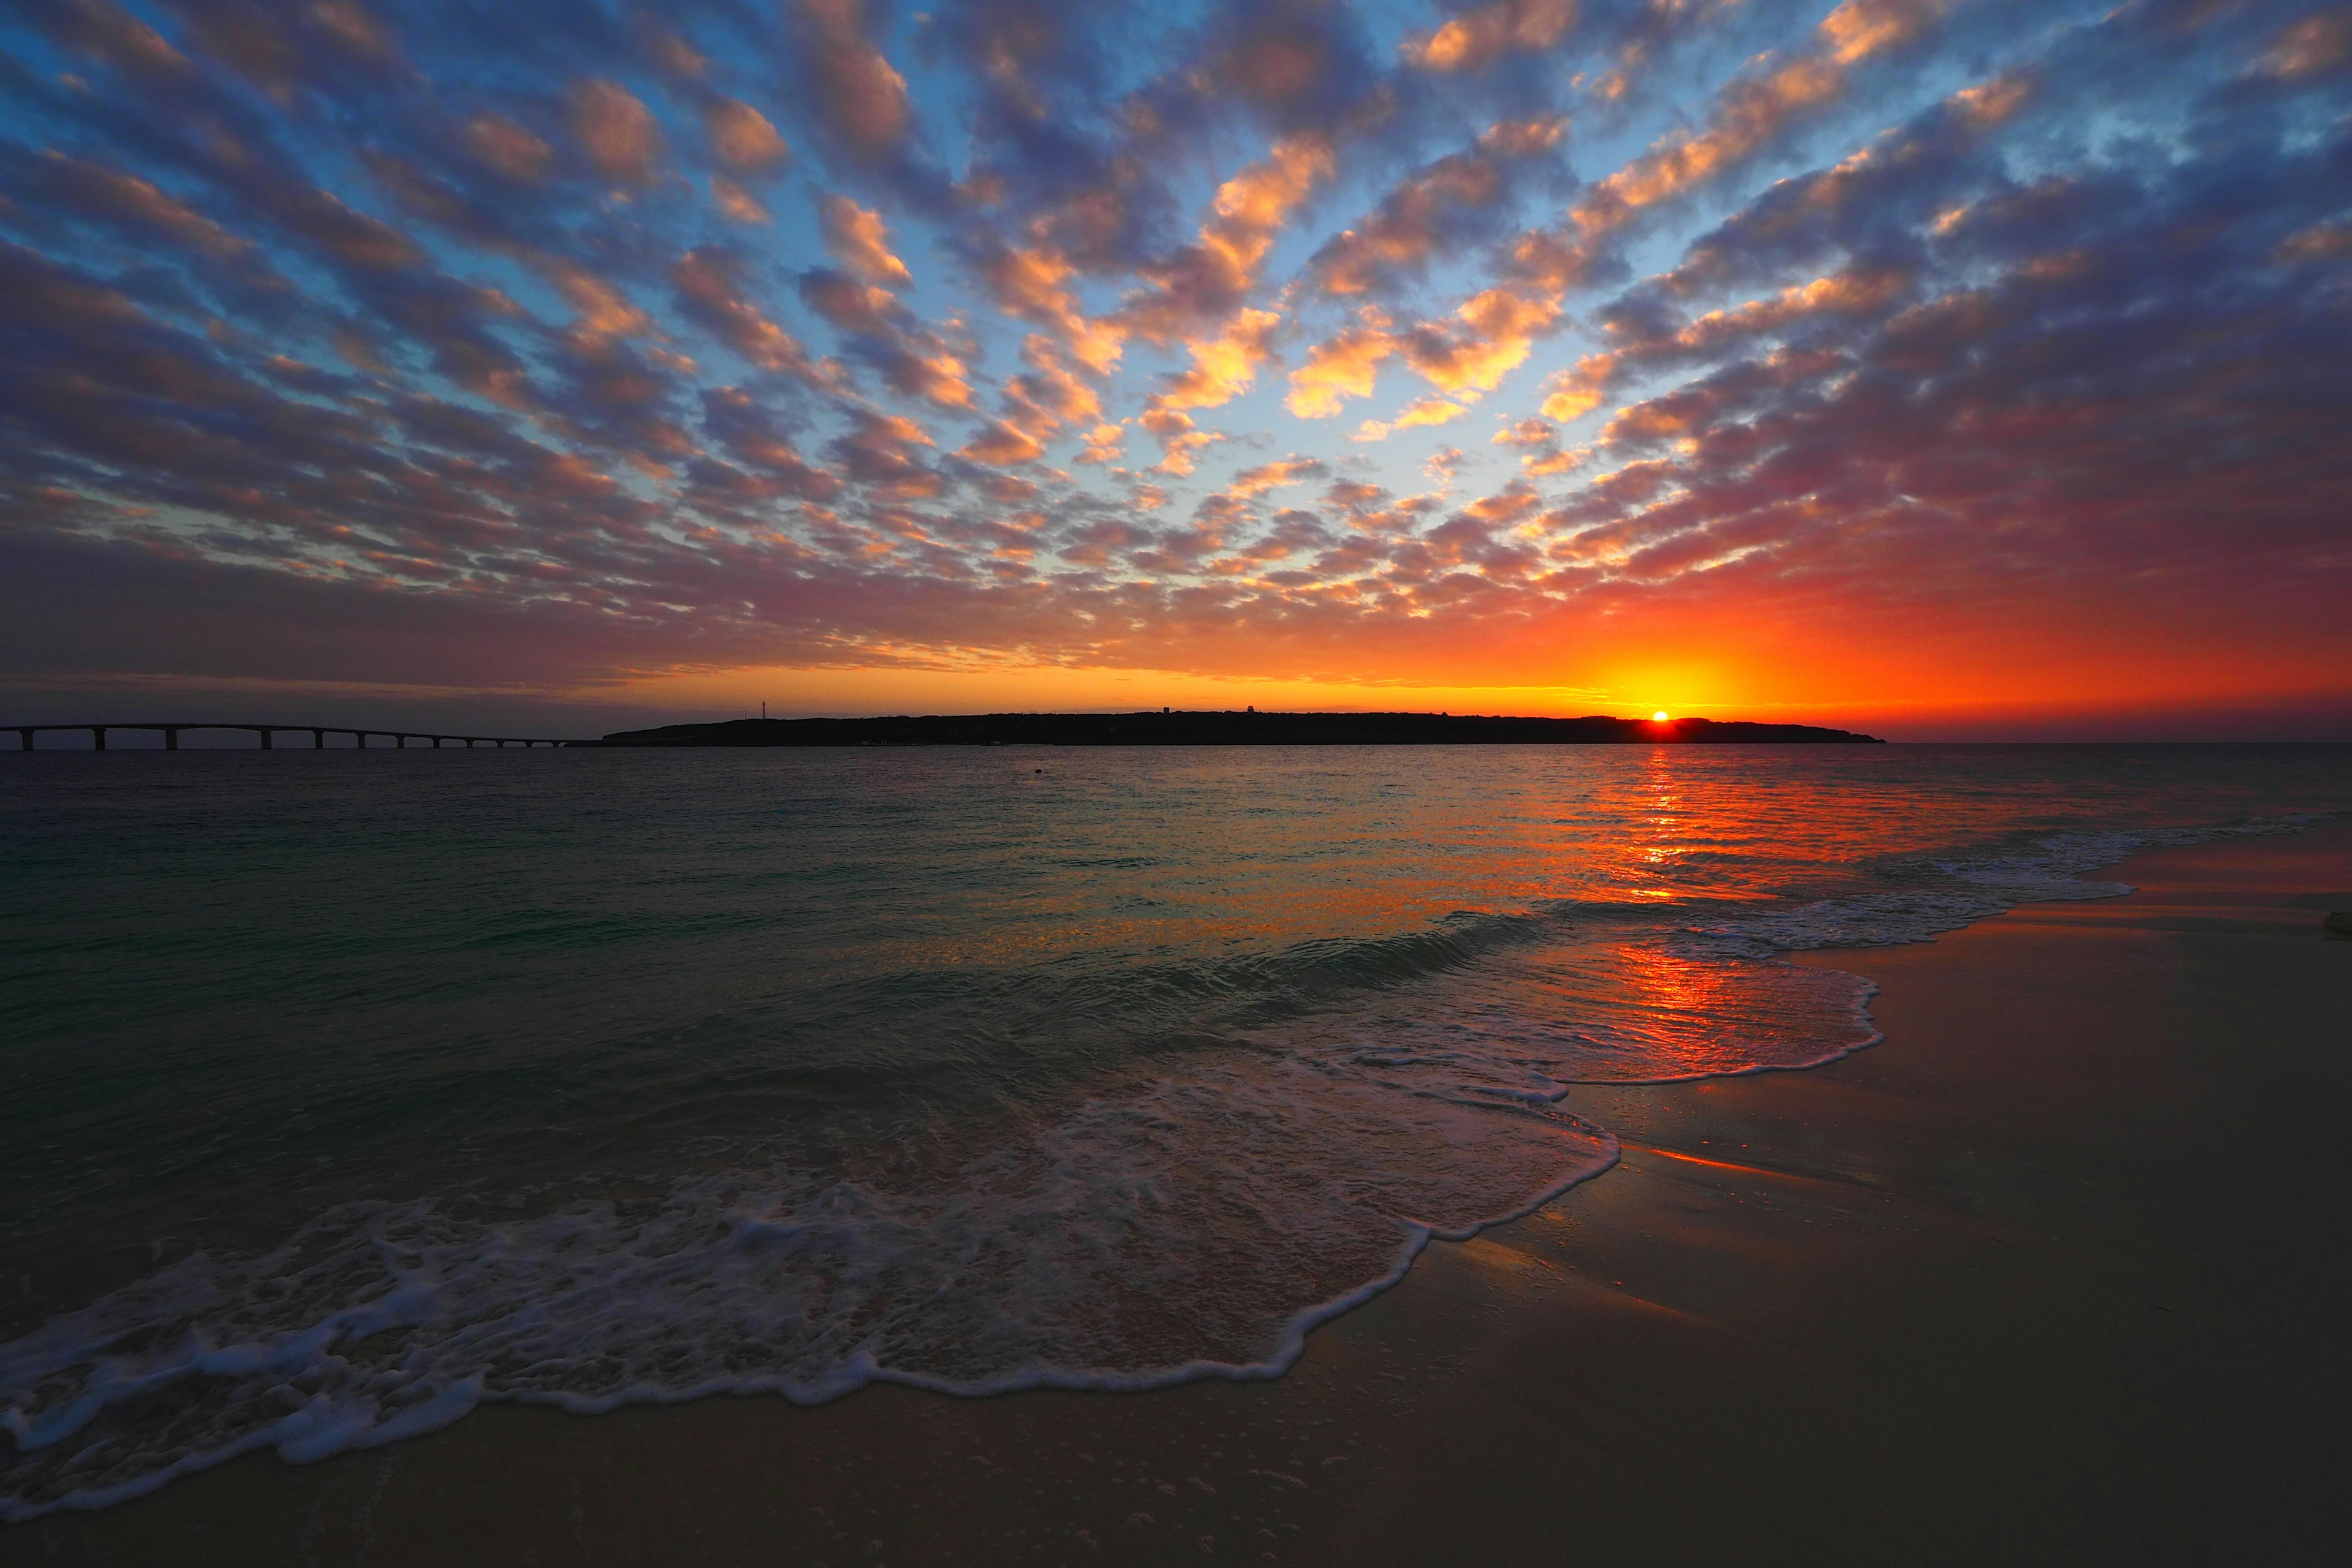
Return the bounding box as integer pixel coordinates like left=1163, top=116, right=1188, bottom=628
left=0, top=742, right=2342, bottom=1518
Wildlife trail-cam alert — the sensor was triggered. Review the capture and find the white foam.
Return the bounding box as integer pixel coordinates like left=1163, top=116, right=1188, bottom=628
left=0, top=1038, right=1615, bottom=1520
left=1678, top=817, right=2323, bottom=959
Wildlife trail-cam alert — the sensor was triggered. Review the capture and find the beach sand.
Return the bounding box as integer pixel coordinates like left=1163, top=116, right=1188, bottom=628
left=10, top=816, right=2348, bottom=1566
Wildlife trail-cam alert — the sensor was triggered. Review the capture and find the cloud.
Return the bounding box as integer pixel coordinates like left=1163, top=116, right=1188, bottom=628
left=1, top=0, right=2344, bottom=718
left=1286, top=312, right=1398, bottom=418
left=966, top=237, right=1126, bottom=373
left=1138, top=407, right=1220, bottom=475
left=1227, top=456, right=1329, bottom=497
left=27, top=149, right=262, bottom=268
left=706, top=100, right=791, bottom=172
left=1310, top=118, right=1566, bottom=297
left=825, top=407, right=942, bottom=497
left=711, top=176, right=770, bottom=225
left=1120, top=132, right=1335, bottom=346
left=1074, top=423, right=1126, bottom=465
left=957, top=420, right=1047, bottom=466
left=1354, top=394, right=1471, bottom=442
left=796, top=268, right=975, bottom=410
left=794, top=0, right=914, bottom=161
left=820, top=196, right=914, bottom=287
left=1399, top=286, right=1559, bottom=393
left=45, top=0, right=193, bottom=81
left=1402, top=0, right=1580, bottom=74
left=672, top=249, right=821, bottom=377
left=1148, top=308, right=1282, bottom=413
left=464, top=115, right=554, bottom=183
left=570, top=80, right=663, bottom=186
left=2264, top=8, right=2352, bottom=80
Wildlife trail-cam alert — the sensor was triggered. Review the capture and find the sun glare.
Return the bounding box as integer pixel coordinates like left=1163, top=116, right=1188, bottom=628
left=1653, top=710, right=1671, bottom=722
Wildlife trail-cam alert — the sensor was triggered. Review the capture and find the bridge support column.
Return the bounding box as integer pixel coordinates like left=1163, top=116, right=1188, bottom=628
left=260, top=728, right=273, bottom=750
left=165, top=728, right=179, bottom=750
left=91, top=726, right=107, bottom=750
left=17, top=729, right=31, bottom=751
left=313, top=729, right=325, bottom=748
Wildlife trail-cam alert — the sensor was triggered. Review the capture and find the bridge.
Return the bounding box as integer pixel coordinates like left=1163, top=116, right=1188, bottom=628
left=8, top=723, right=582, bottom=750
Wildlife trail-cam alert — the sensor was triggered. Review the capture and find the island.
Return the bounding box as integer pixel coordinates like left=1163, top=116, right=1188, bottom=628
left=584, top=711, right=1885, bottom=746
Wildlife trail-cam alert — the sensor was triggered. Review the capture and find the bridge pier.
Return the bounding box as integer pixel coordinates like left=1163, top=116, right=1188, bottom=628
left=313, top=729, right=325, bottom=748
left=19, top=728, right=32, bottom=751
left=164, top=727, right=179, bottom=750
left=260, top=727, right=273, bottom=750
left=92, top=726, right=107, bottom=750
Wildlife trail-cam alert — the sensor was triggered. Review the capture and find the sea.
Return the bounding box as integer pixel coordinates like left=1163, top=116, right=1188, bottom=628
left=1, top=742, right=2342, bottom=1518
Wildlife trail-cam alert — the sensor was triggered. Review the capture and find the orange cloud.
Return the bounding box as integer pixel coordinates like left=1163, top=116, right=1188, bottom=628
left=973, top=239, right=1126, bottom=374
left=1150, top=308, right=1281, bottom=413
left=672, top=249, right=819, bottom=376
left=1287, top=312, right=1397, bottom=418
left=1401, top=287, right=1559, bottom=393
left=1074, top=423, right=1126, bottom=465
left=959, top=421, right=1047, bottom=467
left=1578, top=1, right=1944, bottom=235
left=1403, top=0, right=1579, bottom=74
left=2267, top=9, right=2352, bottom=80
left=705, top=100, right=790, bottom=172
left=549, top=264, right=651, bottom=346
left=1354, top=396, right=1471, bottom=443
left=1122, top=132, right=1334, bottom=349
left=1139, top=407, right=1219, bottom=475
left=820, top=196, right=913, bottom=288
left=1226, top=456, right=1326, bottom=497
left=710, top=177, right=769, bottom=225
left=570, top=80, right=663, bottom=186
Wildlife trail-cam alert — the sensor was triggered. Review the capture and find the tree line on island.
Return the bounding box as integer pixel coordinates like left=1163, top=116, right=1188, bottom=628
left=586, top=712, right=1885, bottom=746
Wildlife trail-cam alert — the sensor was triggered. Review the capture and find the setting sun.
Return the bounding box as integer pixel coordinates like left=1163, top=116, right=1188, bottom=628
left=1653, top=711, right=1672, bottom=722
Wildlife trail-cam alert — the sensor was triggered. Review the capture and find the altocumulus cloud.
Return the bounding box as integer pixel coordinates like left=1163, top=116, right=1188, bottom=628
left=0, top=0, right=2347, bottom=711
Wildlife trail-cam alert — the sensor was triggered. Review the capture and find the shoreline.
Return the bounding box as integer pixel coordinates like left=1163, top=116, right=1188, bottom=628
left=7, top=816, right=2348, bottom=1564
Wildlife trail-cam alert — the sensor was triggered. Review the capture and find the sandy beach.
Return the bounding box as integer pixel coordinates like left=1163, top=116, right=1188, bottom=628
left=9, top=813, right=2347, bottom=1567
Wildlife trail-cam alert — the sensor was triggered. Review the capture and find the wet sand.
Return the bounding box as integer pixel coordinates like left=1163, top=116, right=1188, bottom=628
left=10, top=816, right=2349, bottom=1566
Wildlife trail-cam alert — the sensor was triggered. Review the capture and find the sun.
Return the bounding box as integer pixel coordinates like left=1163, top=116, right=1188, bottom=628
left=1652, top=710, right=1670, bottom=722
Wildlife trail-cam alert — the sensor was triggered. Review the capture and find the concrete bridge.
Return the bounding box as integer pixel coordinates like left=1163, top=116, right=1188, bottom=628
left=9, top=723, right=582, bottom=750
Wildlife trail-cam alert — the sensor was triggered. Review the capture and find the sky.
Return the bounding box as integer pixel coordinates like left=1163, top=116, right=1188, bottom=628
left=1, top=0, right=2348, bottom=739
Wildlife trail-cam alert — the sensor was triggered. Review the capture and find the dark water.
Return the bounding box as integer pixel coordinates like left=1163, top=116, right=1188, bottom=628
left=1, top=743, right=2342, bottom=1517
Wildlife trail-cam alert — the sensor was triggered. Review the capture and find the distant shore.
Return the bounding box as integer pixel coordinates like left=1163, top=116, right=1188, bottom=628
left=585, top=710, right=1886, bottom=747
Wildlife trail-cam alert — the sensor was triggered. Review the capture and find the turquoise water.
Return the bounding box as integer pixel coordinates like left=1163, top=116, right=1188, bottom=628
left=1, top=744, right=2342, bottom=1516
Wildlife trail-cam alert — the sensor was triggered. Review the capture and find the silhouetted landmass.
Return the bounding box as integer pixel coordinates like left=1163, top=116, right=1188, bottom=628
left=590, top=712, right=1885, bottom=747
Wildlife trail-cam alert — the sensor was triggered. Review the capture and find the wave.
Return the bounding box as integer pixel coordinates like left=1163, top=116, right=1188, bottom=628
left=1, top=1041, right=1616, bottom=1519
